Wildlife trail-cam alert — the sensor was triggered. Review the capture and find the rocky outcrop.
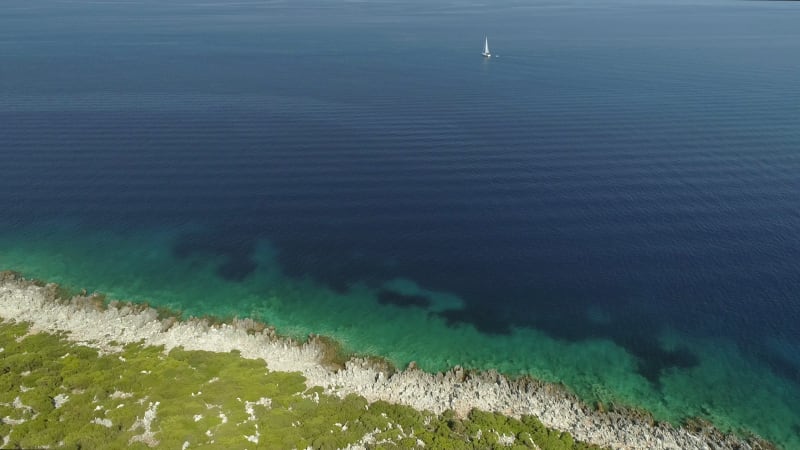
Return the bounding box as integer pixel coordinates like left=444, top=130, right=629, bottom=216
left=0, top=272, right=774, bottom=450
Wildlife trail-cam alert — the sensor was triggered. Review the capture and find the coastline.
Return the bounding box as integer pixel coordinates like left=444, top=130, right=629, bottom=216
left=0, top=272, right=774, bottom=449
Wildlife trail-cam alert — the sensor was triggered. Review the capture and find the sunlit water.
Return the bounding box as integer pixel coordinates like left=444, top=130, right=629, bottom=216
left=2, top=0, right=799, bottom=446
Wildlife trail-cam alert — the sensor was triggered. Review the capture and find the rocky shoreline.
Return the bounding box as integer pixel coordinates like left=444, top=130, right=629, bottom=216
left=0, top=272, right=774, bottom=449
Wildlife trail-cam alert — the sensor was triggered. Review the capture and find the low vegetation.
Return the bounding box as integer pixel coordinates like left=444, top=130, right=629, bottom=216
left=0, top=319, right=601, bottom=449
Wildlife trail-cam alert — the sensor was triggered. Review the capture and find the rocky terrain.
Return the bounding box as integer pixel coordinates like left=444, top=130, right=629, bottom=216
left=0, top=272, right=773, bottom=449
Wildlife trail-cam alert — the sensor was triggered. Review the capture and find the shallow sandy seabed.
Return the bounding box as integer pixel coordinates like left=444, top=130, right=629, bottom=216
left=0, top=273, right=773, bottom=450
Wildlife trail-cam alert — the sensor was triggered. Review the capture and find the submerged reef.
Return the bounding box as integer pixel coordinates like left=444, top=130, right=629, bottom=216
left=0, top=271, right=776, bottom=449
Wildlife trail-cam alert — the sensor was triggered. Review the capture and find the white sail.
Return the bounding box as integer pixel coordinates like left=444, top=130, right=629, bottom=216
left=482, top=36, right=491, bottom=57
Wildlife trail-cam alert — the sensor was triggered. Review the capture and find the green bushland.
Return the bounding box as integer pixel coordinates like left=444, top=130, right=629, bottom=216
left=0, top=319, right=602, bottom=449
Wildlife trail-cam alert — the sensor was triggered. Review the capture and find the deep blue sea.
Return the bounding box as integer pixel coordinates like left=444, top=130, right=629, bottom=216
left=2, top=0, right=799, bottom=446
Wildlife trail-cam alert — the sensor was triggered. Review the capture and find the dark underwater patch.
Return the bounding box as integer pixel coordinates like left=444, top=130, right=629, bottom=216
left=377, top=289, right=431, bottom=308
left=173, top=230, right=258, bottom=281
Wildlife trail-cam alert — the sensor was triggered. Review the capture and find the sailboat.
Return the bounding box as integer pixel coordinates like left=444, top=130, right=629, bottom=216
left=482, top=36, right=491, bottom=58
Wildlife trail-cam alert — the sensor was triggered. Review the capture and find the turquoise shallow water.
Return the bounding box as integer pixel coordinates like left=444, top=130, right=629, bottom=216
left=1, top=223, right=799, bottom=447
left=2, top=0, right=800, bottom=447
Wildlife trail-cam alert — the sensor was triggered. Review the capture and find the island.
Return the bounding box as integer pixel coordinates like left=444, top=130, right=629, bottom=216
left=0, top=271, right=773, bottom=449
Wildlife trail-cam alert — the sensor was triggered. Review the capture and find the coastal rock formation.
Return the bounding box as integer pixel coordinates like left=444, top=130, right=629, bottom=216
left=0, top=273, right=773, bottom=450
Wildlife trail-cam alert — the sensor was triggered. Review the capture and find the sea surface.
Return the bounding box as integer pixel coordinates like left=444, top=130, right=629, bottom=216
left=2, top=0, right=799, bottom=446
